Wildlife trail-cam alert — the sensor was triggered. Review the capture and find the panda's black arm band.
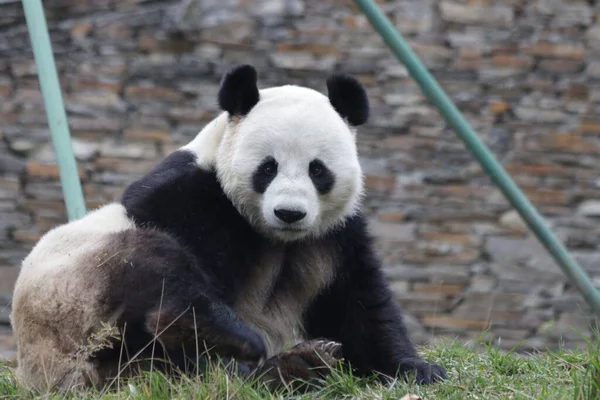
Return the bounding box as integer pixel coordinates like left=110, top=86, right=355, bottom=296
left=122, top=150, right=199, bottom=223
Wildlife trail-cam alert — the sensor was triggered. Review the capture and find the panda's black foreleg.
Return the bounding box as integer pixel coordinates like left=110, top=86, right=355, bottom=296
left=303, top=218, right=447, bottom=384
left=305, top=269, right=446, bottom=384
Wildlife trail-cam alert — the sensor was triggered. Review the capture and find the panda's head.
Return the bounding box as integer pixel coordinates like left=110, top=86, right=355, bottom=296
left=214, top=65, right=369, bottom=242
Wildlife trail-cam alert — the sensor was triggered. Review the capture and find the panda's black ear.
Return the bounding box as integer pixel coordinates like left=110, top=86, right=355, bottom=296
left=218, top=65, right=260, bottom=116
left=326, top=74, right=369, bottom=126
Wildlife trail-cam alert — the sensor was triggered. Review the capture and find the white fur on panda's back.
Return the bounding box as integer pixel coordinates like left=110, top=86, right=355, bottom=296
left=15, top=203, right=134, bottom=290
left=14, top=202, right=134, bottom=320
left=182, top=112, right=229, bottom=169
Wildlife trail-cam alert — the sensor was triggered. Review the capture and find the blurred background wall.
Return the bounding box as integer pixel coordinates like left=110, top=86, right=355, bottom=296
left=1, top=0, right=600, bottom=359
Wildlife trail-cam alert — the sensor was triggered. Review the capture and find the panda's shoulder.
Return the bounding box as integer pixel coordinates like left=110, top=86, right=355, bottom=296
left=142, top=150, right=212, bottom=186
left=123, top=149, right=225, bottom=212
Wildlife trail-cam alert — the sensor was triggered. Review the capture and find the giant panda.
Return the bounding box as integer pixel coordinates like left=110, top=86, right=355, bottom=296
left=11, top=65, right=447, bottom=394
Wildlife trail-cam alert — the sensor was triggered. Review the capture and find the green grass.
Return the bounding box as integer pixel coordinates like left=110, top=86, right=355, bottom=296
left=2, top=335, right=600, bottom=400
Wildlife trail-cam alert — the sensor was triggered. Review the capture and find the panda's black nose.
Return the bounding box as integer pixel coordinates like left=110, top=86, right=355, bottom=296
left=274, top=209, right=306, bottom=223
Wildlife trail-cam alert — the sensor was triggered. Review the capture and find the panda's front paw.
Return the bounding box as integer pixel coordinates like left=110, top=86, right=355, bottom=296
left=208, top=324, right=267, bottom=365
left=399, top=358, right=447, bottom=384
left=255, top=339, right=343, bottom=391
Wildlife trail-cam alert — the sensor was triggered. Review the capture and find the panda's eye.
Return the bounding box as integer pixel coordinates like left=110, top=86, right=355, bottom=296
left=309, top=159, right=334, bottom=194
left=262, top=160, right=277, bottom=176
left=309, top=161, right=324, bottom=177
left=253, top=157, right=278, bottom=193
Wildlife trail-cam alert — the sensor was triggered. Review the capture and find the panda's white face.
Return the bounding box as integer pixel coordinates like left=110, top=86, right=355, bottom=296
left=216, top=86, right=364, bottom=242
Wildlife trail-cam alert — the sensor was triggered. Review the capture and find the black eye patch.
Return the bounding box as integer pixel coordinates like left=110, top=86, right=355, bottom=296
left=309, top=159, right=335, bottom=195
left=252, top=156, right=278, bottom=194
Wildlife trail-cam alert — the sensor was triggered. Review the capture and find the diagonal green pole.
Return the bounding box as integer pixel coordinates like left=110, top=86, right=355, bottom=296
left=22, top=0, right=86, bottom=220
left=354, top=0, right=600, bottom=314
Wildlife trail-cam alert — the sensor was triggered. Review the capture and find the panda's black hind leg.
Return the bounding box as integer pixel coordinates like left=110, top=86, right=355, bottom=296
left=103, top=228, right=267, bottom=377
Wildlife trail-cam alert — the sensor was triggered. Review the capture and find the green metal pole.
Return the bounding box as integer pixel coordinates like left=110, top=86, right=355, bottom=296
left=22, top=0, right=86, bottom=221
left=354, top=0, right=600, bottom=314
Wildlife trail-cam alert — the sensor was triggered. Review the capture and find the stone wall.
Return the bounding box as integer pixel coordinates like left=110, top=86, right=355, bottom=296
left=2, top=0, right=600, bottom=359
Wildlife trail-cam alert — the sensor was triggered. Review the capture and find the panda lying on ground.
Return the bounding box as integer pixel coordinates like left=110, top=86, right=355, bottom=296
left=11, top=65, right=447, bottom=393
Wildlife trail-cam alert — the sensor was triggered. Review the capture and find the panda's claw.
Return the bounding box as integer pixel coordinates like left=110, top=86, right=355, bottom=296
left=326, top=341, right=341, bottom=351
left=319, top=340, right=342, bottom=359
